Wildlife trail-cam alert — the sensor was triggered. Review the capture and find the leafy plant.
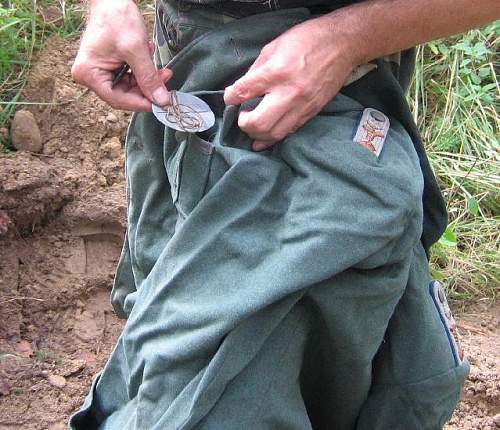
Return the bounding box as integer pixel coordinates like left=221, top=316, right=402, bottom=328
left=0, top=0, right=85, bottom=149
left=410, top=21, right=500, bottom=300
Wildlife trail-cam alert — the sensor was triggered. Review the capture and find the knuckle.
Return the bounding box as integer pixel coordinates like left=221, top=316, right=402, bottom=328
left=254, top=121, right=272, bottom=136
left=139, top=69, right=157, bottom=86
left=291, top=81, right=310, bottom=99
left=134, top=70, right=158, bottom=95
left=271, top=131, right=287, bottom=141
left=232, top=80, right=250, bottom=98
left=267, top=60, right=287, bottom=78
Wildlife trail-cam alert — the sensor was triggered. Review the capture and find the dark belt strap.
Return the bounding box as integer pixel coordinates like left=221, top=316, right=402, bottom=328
left=181, top=0, right=344, bottom=18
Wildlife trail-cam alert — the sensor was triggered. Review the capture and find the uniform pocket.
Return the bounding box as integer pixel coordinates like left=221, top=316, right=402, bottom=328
left=357, top=360, right=469, bottom=430
left=356, top=244, right=471, bottom=430
left=167, top=133, right=214, bottom=219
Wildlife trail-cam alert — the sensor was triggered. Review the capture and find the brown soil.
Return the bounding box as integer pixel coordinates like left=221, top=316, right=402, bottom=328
left=0, top=37, right=499, bottom=430
left=0, top=37, right=128, bottom=430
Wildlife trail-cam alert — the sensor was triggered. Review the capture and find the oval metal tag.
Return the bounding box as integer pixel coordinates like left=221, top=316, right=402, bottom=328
left=152, top=91, right=215, bottom=133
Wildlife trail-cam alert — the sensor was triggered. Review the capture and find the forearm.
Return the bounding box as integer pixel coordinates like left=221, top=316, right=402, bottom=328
left=324, top=0, right=500, bottom=66
left=88, top=0, right=137, bottom=8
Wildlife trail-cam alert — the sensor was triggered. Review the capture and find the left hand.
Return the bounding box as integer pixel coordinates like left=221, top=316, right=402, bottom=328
left=224, top=15, right=357, bottom=151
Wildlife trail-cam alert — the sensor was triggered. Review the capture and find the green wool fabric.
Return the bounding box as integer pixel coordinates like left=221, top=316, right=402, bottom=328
left=70, top=7, right=468, bottom=430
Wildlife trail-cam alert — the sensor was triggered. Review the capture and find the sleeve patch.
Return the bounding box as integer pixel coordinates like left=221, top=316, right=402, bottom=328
left=353, top=108, right=390, bottom=158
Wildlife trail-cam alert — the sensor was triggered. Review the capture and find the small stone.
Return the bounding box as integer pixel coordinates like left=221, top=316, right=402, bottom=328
left=102, top=137, right=122, bottom=159
left=48, top=422, right=66, bottom=430
left=106, top=113, right=119, bottom=123
left=61, top=359, right=86, bottom=377
left=47, top=374, right=66, bottom=388
left=0, top=380, right=12, bottom=396
left=97, top=174, right=107, bottom=187
left=465, top=388, right=475, bottom=398
left=0, top=127, right=8, bottom=140
left=10, top=110, right=42, bottom=153
left=493, top=414, right=500, bottom=427
left=16, top=339, right=33, bottom=358
left=0, top=210, right=11, bottom=236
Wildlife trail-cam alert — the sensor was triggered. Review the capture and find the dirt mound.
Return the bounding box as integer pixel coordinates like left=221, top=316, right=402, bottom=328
left=0, top=36, right=498, bottom=430
left=445, top=302, right=500, bottom=430
left=0, top=36, right=128, bottom=429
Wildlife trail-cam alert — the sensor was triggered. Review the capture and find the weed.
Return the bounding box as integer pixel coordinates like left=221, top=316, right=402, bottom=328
left=34, top=347, right=62, bottom=364
left=0, top=0, right=84, bottom=149
left=410, top=21, right=500, bottom=300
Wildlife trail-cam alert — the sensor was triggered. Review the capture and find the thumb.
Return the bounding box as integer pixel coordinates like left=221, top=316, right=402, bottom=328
left=128, top=48, right=170, bottom=106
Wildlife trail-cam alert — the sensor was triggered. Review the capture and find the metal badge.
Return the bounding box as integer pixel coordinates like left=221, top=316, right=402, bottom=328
left=152, top=91, right=215, bottom=133
left=353, top=108, right=390, bottom=158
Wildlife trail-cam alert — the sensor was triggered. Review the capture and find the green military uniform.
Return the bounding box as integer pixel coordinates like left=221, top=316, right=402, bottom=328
left=70, top=3, right=468, bottom=429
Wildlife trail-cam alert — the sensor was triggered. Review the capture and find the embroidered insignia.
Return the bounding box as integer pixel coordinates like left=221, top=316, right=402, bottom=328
left=430, top=281, right=465, bottom=365
left=353, top=108, right=390, bottom=157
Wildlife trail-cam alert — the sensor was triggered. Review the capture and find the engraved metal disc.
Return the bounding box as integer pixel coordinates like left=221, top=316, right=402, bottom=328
left=152, top=91, right=215, bottom=132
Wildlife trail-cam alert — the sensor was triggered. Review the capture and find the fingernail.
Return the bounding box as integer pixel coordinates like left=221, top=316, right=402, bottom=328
left=224, top=86, right=234, bottom=104
left=225, top=85, right=247, bottom=100
left=152, top=87, right=170, bottom=106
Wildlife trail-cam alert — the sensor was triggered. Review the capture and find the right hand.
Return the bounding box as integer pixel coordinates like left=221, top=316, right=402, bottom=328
left=71, top=0, right=172, bottom=111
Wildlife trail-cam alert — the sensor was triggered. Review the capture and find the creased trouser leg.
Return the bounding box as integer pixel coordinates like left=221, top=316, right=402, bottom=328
left=70, top=8, right=467, bottom=429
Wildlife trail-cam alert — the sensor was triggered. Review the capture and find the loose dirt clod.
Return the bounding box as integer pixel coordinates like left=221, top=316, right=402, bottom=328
left=102, top=137, right=122, bottom=159
left=47, top=374, right=67, bottom=389
left=0, top=127, right=8, bottom=141
left=10, top=110, right=42, bottom=153
left=106, top=113, right=119, bottom=123
left=0, top=209, right=11, bottom=236
left=493, top=415, right=500, bottom=427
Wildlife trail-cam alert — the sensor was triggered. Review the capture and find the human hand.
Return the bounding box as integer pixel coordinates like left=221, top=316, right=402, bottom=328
left=224, top=15, right=357, bottom=151
left=71, top=0, right=172, bottom=111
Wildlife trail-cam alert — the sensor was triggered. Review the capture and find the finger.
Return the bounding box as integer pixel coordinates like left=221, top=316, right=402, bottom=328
left=126, top=45, right=170, bottom=106
left=115, top=67, right=172, bottom=97
left=237, top=91, right=289, bottom=141
left=252, top=105, right=315, bottom=151
left=247, top=48, right=270, bottom=73
left=90, top=68, right=152, bottom=111
left=252, top=140, right=274, bottom=152
left=102, top=85, right=152, bottom=111
left=148, top=40, right=155, bottom=57
left=158, top=67, right=173, bottom=85
left=224, top=66, right=274, bottom=106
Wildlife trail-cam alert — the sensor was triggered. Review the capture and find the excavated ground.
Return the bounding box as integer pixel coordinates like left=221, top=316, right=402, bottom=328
left=0, top=37, right=498, bottom=430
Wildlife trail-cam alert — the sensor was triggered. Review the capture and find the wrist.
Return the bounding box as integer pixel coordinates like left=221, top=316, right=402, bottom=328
left=87, top=0, right=141, bottom=30
left=312, top=13, right=362, bottom=74
left=321, top=6, right=376, bottom=67
left=88, top=0, right=138, bottom=14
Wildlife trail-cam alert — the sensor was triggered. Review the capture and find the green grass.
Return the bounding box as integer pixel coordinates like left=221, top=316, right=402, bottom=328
left=0, top=2, right=498, bottom=300
left=410, top=21, right=500, bottom=301
left=0, top=0, right=84, bottom=150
